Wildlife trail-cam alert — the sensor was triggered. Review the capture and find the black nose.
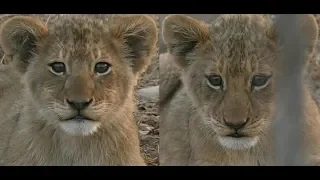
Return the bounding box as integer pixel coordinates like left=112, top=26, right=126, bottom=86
left=223, top=118, right=248, bottom=130
left=67, top=98, right=93, bottom=110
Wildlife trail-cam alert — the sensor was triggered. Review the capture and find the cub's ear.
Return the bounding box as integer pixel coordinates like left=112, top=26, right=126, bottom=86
left=162, top=14, right=210, bottom=68
left=108, top=14, right=158, bottom=75
left=0, top=16, right=48, bottom=73
left=296, top=14, right=318, bottom=55
left=267, top=14, right=318, bottom=55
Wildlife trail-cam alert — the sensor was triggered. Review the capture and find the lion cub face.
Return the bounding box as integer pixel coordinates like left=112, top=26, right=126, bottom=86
left=0, top=15, right=158, bottom=136
left=162, top=14, right=318, bottom=150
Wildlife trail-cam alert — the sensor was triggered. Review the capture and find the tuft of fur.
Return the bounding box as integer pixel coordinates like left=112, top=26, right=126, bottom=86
left=160, top=14, right=320, bottom=165
left=0, top=14, right=158, bottom=166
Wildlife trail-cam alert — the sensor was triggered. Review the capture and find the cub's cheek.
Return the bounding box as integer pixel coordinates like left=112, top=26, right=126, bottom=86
left=38, top=92, right=61, bottom=105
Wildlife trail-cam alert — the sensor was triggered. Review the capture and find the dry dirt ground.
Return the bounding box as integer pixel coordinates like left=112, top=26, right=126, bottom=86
left=136, top=56, right=159, bottom=166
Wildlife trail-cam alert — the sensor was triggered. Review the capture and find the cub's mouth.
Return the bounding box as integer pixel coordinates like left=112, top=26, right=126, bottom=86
left=226, top=132, right=247, bottom=138
left=63, top=115, right=95, bottom=122
left=59, top=114, right=101, bottom=136
left=218, top=134, right=259, bottom=150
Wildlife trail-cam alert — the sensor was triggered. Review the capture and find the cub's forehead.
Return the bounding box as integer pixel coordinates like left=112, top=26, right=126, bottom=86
left=46, top=15, right=109, bottom=44
left=205, top=15, right=276, bottom=59
left=202, top=15, right=276, bottom=74
left=206, top=14, right=275, bottom=56
left=42, top=15, right=112, bottom=60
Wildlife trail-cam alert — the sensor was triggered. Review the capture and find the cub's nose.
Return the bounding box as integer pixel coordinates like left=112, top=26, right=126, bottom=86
left=223, top=118, right=248, bottom=130
left=66, top=98, right=93, bottom=110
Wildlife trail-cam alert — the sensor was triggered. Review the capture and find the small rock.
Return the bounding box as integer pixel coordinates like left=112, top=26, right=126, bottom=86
left=138, top=106, right=146, bottom=111
left=137, top=86, right=159, bottom=101
left=140, top=130, right=150, bottom=136
left=139, top=123, right=154, bottom=132
left=141, top=135, right=155, bottom=144
left=144, top=118, right=157, bottom=127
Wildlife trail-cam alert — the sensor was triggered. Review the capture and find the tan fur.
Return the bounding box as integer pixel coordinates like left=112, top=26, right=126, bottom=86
left=159, top=53, right=182, bottom=105
left=160, top=14, right=320, bottom=165
left=0, top=14, right=158, bottom=166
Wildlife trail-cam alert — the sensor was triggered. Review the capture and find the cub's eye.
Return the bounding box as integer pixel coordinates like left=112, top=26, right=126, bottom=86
left=206, top=75, right=223, bottom=90
left=48, top=62, right=66, bottom=75
left=251, top=74, right=271, bottom=90
left=94, top=62, right=111, bottom=76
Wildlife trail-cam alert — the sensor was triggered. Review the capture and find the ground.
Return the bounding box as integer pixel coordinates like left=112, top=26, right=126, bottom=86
left=136, top=55, right=159, bottom=166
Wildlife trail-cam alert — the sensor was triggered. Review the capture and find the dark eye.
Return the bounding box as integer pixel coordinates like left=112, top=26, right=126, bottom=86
left=251, top=74, right=271, bottom=89
left=94, top=62, right=111, bottom=75
left=48, top=62, right=66, bottom=75
left=206, top=75, right=223, bottom=90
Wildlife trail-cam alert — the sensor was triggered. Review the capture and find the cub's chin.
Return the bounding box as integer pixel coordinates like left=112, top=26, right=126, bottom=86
left=59, top=116, right=101, bottom=136
left=217, top=135, right=260, bottom=150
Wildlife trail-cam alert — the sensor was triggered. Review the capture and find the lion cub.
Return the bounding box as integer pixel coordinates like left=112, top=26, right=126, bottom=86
left=160, top=14, right=320, bottom=165
left=0, top=14, right=158, bottom=165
